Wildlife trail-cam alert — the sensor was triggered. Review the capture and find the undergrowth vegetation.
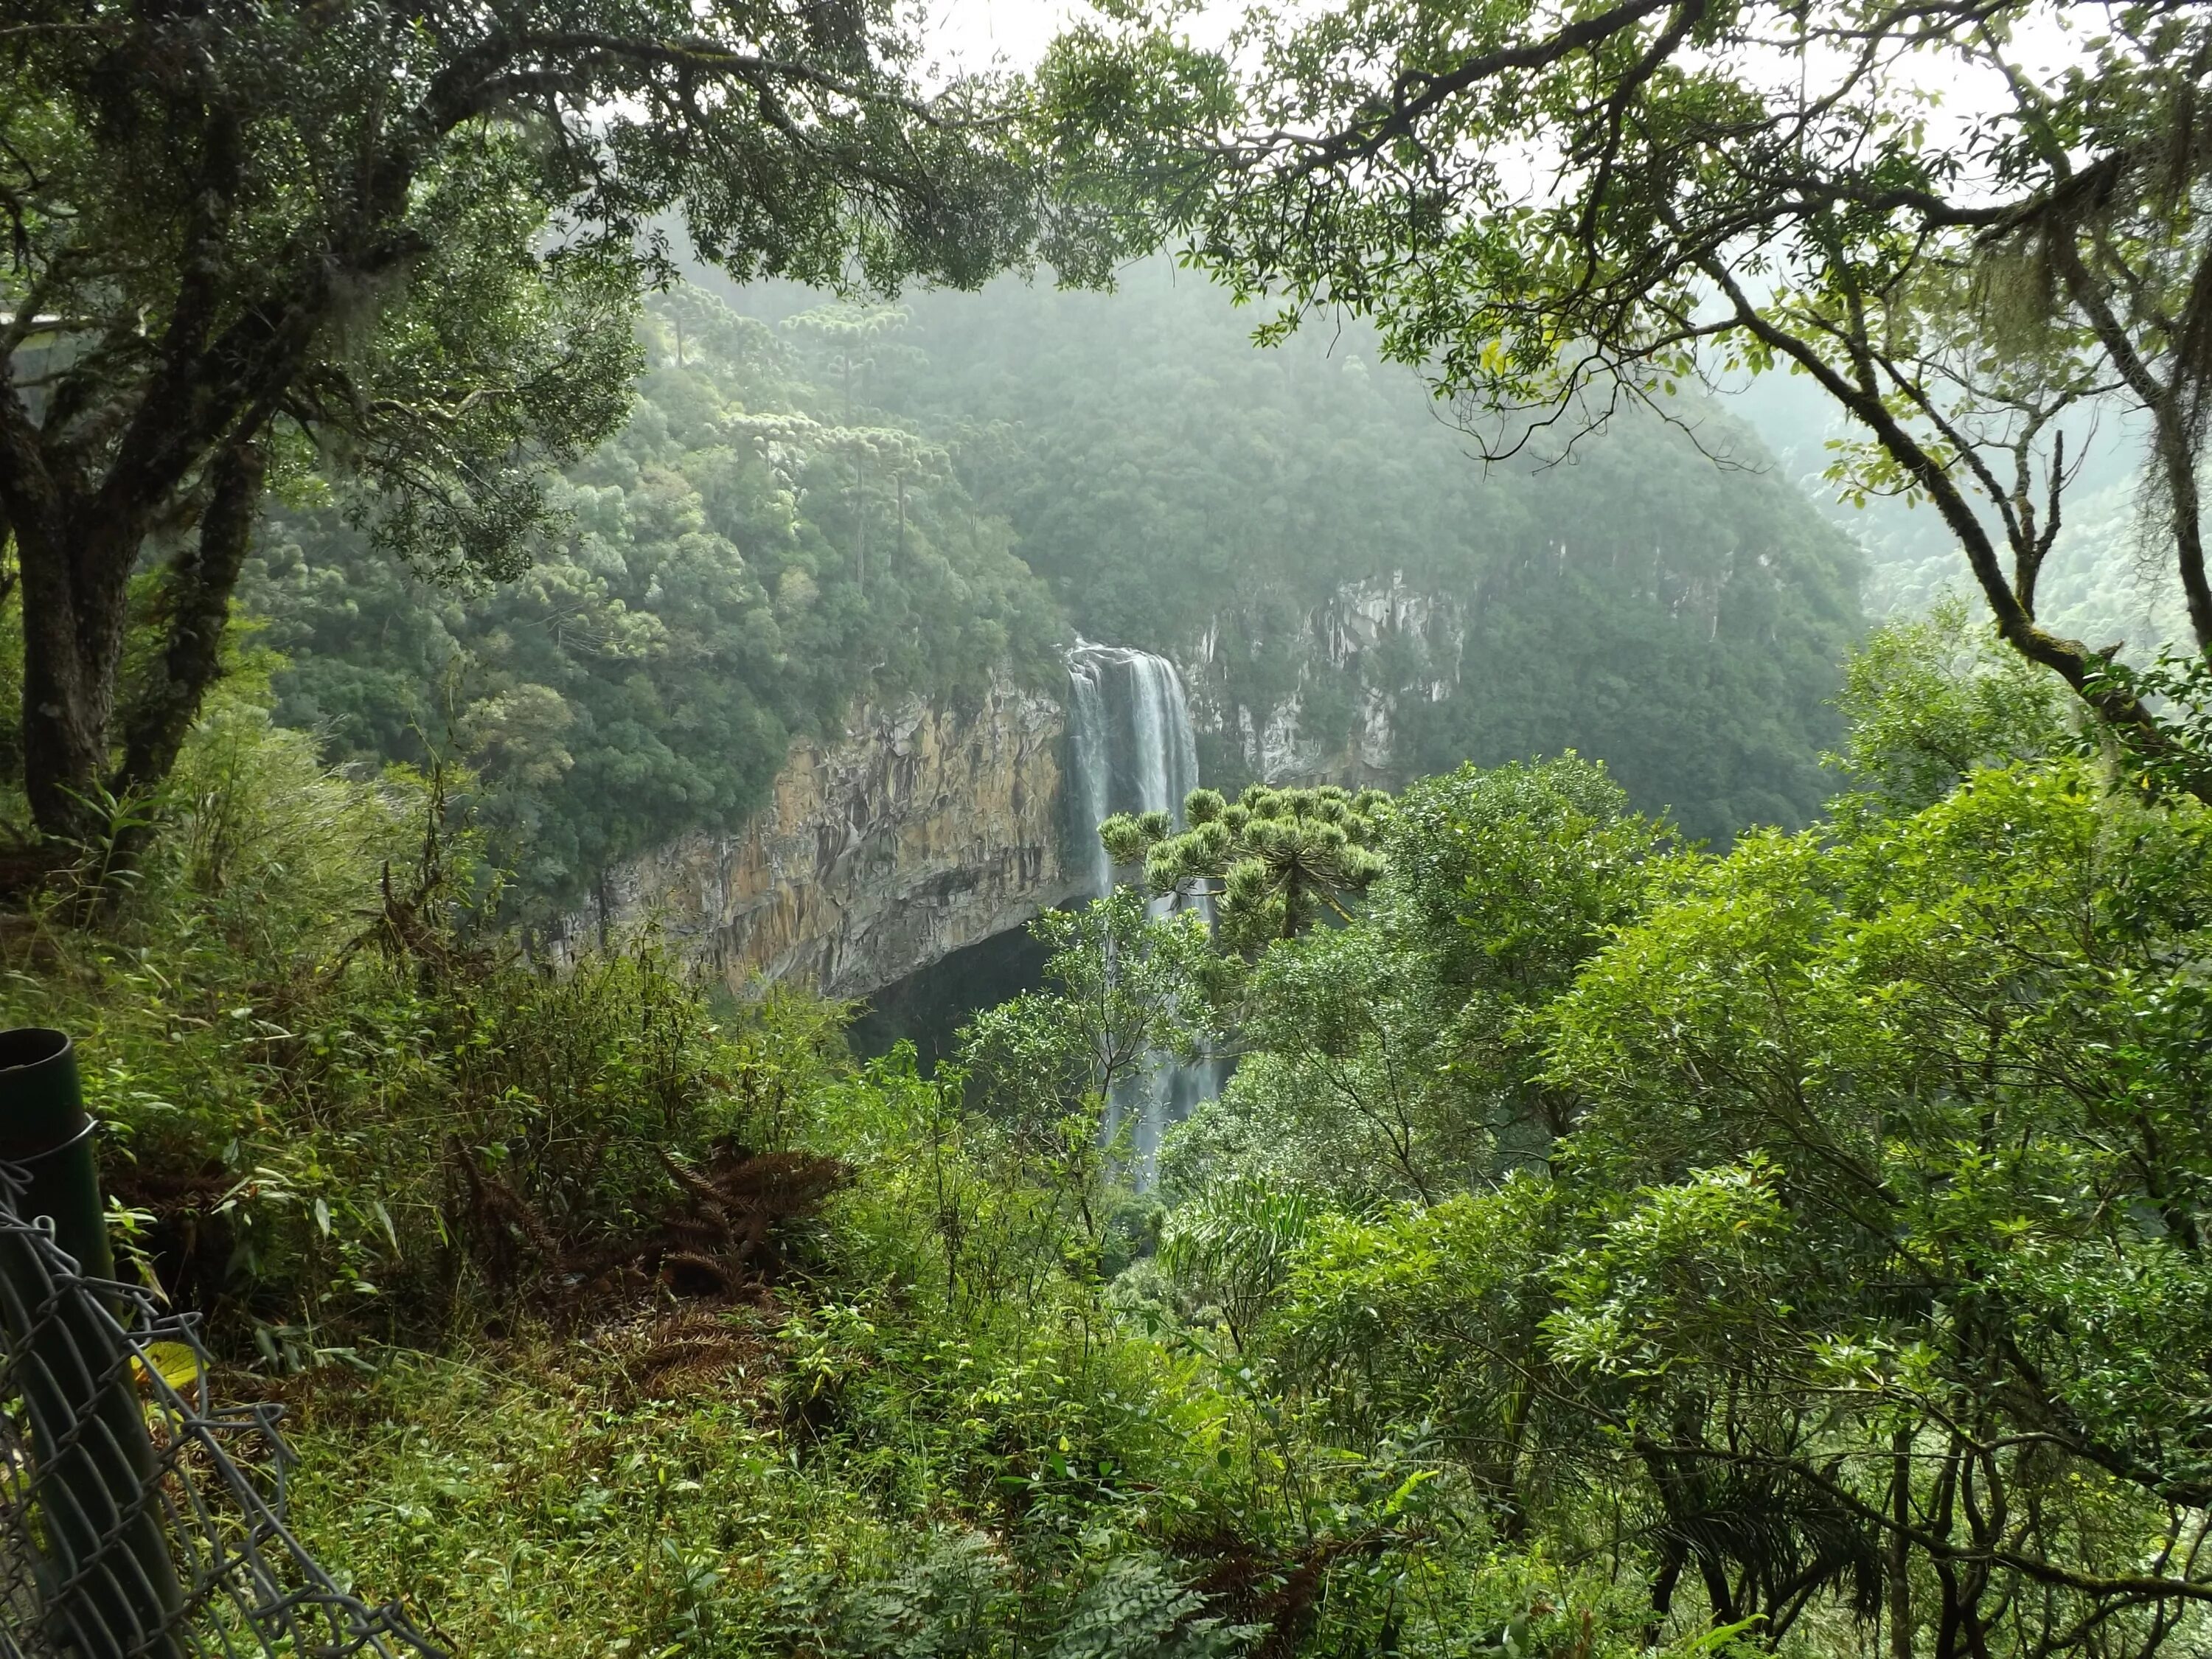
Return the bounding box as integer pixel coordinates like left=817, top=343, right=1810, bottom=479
left=6, top=607, right=2211, bottom=1659
left=0, top=692, right=842, bottom=1359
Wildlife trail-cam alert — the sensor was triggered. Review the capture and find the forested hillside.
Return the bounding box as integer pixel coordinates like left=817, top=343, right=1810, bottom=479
left=245, top=294, right=1065, bottom=908
left=883, top=269, right=1863, bottom=835
left=253, top=272, right=1863, bottom=907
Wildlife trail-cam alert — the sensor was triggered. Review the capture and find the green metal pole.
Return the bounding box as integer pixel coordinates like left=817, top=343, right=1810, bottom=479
left=0, top=1029, right=186, bottom=1659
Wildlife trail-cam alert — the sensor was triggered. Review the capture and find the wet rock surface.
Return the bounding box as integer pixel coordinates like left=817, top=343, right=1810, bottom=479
left=568, top=678, right=1077, bottom=999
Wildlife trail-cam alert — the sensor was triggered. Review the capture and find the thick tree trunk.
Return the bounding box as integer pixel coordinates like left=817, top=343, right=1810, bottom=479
left=2, top=399, right=268, bottom=874
left=11, top=501, right=139, bottom=846
left=116, top=441, right=267, bottom=799
left=1644, top=1543, right=1685, bottom=1647
left=7, top=487, right=265, bottom=873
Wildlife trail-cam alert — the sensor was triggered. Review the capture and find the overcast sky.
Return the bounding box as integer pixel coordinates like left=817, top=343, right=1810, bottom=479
left=920, top=1, right=1247, bottom=76
left=922, top=1, right=1094, bottom=72
left=917, top=1, right=2082, bottom=131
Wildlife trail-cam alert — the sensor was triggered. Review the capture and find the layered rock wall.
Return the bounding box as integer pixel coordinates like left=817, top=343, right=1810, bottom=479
left=1193, top=572, right=1462, bottom=786
left=568, top=582, right=1451, bottom=1002
left=569, top=679, right=1077, bottom=999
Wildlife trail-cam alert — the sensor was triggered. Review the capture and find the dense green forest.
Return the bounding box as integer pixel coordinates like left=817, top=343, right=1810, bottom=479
left=7, top=4, right=2212, bottom=1659
left=251, top=272, right=1863, bottom=903
left=243, top=293, right=1067, bottom=905
left=4, top=609, right=2202, bottom=1659
left=891, top=271, right=1864, bottom=832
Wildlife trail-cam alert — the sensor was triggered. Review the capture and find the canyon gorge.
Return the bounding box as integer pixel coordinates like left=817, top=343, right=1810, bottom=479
left=260, top=274, right=1870, bottom=1057
left=560, top=591, right=1432, bottom=1010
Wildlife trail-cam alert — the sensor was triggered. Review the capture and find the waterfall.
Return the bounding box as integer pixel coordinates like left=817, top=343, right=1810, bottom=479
left=1067, top=642, right=1203, bottom=894
left=1065, top=641, right=1215, bottom=1180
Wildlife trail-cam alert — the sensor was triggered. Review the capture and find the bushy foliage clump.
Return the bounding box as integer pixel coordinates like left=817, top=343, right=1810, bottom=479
left=0, top=693, right=843, bottom=1357
left=1146, top=618, right=2212, bottom=1657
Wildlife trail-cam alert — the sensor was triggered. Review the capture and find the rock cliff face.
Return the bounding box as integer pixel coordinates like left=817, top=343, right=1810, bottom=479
left=569, top=679, right=1077, bottom=999
left=1191, top=573, right=1460, bottom=788
left=566, top=594, right=1437, bottom=1004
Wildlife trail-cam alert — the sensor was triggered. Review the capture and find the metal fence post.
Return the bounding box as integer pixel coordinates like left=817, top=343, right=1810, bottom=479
left=0, top=1028, right=186, bottom=1659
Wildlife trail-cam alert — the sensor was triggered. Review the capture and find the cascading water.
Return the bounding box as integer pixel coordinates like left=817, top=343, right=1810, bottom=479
left=1065, top=641, right=1217, bottom=1179
left=1067, top=643, right=1203, bottom=896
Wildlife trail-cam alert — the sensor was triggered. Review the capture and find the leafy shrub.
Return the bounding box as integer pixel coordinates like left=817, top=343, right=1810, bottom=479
left=1048, top=1556, right=1259, bottom=1659
left=0, top=695, right=843, bottom=1352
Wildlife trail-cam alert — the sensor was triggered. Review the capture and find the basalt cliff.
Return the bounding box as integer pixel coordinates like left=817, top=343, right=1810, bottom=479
left=1191, top=574, right=1459, bottom=789
left=562, top=585, right=1453, bottom=1002
left=555, top=518, right=1846, bottom=999
left=567, top=677, right=1079, bottom=1000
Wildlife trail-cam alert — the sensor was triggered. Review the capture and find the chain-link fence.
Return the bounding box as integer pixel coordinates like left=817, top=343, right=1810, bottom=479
left=0, top=1166, right=445, bottom=1659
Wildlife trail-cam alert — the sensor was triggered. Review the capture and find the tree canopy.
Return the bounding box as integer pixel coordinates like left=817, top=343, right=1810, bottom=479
left=1102, top=782, right=1391, bottom=949
left=1042, top=0, right=2212, bottom=789
left=0, top=0, right=1094, bottom=853
left=1150, top=616, right=2212, bottom=1651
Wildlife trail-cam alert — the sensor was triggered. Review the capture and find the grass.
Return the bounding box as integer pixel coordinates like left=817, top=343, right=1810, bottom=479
left=282, top=1309, right=899, bottom=1659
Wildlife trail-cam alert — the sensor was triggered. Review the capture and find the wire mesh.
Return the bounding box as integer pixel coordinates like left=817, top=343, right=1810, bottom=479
left=0, top=1166, right=445, bottom=1659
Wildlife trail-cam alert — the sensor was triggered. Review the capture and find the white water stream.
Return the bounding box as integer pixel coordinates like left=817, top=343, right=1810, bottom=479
left=1065, top=641, right=1218, bottom=1180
